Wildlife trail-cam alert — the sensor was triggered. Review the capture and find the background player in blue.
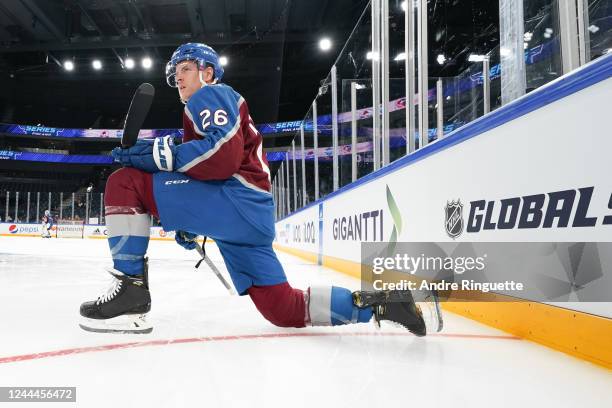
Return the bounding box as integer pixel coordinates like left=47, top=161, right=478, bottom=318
left=79, top=43, right=442, bottom=335
left=41, top=210, right=54, bottom=238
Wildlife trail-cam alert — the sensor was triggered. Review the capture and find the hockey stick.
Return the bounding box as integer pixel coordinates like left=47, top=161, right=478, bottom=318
left=179, top=232, right=235, bottom=295
left=194, top=243, right=236, bottom=295
left=121, top=83, right=156, bottom=148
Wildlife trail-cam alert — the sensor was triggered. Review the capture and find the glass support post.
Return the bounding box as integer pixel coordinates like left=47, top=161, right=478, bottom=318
left=417, top=0, right=429, bottom=149
left=313, top=101, right=319, bottom=201
left=351, top=82, right=358, bottom=183
left=371, top=0, right=381, bottom=169
left=300, top=124, right=307, bottom=207
left=381, top=0, right=390, bottom=166
left=331, top=65, right=339, bottom=191
left=436, top=78, right=443, bottom=139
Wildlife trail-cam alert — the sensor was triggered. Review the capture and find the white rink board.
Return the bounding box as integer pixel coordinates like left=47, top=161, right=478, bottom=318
left=274, top=203, right=319, bottom=254
left=0, top=223, right=42, bottom=236
left=0, top=223, right=178, bottom=241
left=276, top=63, right=612, bottom=318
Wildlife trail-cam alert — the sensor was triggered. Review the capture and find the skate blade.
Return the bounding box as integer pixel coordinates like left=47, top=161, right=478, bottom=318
left=79, top=314, right=152, bottom=334
left=417, top=291, right=444, bottom=334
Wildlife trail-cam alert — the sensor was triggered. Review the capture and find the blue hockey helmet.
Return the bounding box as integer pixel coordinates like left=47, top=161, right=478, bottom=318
left=165, top=43, right=224, bottom=87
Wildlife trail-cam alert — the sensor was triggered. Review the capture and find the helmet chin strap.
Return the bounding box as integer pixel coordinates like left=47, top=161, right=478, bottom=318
left=199, top=70, right=218, bottom=87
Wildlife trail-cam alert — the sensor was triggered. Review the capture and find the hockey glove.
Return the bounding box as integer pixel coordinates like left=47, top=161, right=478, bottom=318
left=111, top=136, right=176, bottom=173
left=175, top=230, right=198, bottom=250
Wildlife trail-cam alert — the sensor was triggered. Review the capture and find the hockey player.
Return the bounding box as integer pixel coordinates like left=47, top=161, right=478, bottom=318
left=41, top=210, right=54, bottom=238
left=79, top=43, right=442, bottom=335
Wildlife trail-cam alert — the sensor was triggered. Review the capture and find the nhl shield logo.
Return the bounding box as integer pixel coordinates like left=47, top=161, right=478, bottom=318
left=445, top=200, right=464, bottom=238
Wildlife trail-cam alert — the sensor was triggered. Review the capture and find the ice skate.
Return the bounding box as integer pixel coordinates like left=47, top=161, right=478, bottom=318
left=352, top=288, right=443, bottom=336
left=41, top=226, right=51, bottom=238
left=79, top=259, right=152, bottom=334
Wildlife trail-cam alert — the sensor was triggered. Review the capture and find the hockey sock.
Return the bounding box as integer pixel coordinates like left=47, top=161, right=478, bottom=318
left=106, top=214, right=150, bottom=276
left=104, top=168, right=157, bottom=276
left=308, top=286, right=372, bottom=326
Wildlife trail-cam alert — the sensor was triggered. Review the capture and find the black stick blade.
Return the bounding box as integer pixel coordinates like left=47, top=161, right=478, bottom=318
left=121, top=83, right=155, bottom=148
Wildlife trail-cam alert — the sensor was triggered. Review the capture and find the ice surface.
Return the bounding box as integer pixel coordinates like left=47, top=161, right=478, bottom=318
left=0, top=236, right=610, bottom=408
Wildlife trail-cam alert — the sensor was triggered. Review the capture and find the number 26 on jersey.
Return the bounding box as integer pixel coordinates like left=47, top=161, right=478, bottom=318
left=200, top=109, right=229, bottom=130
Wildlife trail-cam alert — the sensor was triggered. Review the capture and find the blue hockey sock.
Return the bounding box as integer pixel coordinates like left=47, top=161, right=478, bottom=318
left=106, top=213, right=151, bottom=276
left=308, top=286, right=373, bottom=326
left=107, top=235, right=149, bottom=276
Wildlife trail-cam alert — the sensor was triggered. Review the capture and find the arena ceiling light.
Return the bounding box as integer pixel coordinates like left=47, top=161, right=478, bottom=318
left=319, top=38, right=332, bottom=51
left=543, top=28, right=554, bottom=38
left=142, top=57, right=153, bottom=69
left=401, top=0, right=416, bottom=11
left=588, top=24, right=599, bottom=33
left=437, top=54, right=446, bottom=65
left=92, top=59, right=102, bottom=70
left=124, top=58, right=135, bottom=69
left=63, top=60, right=74, bottom=71
left=366, top=51, right=379, bottom=60
left=219, top=56, right=228, bottom=66
left=394, top=52, right=406, bottom=61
